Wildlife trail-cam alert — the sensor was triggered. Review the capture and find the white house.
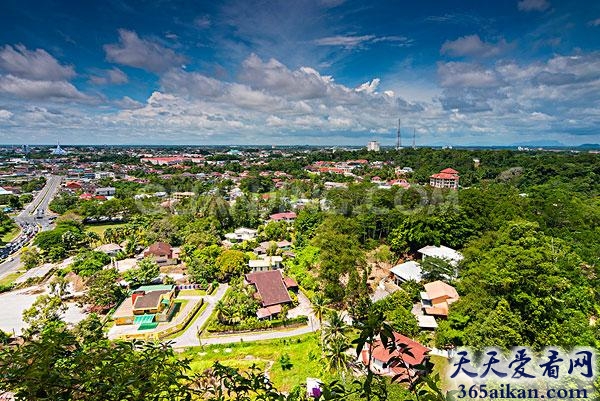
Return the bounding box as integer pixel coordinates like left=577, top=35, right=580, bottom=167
left=390, top=261, right=422, bottom=285
left=248, top=255, right=283, bottom=272
left=224, top=227, right=258, bottom=243
left=417, top=245, right=463, bottom=266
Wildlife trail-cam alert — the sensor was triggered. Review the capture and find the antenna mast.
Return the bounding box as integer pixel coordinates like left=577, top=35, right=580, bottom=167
left=412, top=128, right=416, bottom=149
left=396, top=118, right=401, bottom=149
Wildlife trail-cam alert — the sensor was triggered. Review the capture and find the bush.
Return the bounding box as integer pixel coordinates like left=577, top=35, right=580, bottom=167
left=207, top=315, right=308, bottom=333
left=0, top=283, right=14, bottom=294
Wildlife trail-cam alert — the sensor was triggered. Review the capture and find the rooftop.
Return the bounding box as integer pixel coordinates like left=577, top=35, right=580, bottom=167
left=390, top=261, right=422, bottom=282
left=245, top=270, right=292, bottom=307
left=418, top=245, right=463, bottom=264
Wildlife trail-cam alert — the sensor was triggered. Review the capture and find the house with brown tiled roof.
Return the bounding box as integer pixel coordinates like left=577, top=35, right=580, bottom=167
left=112, top=284, right=176, bottom=326
left=143, top=242, right=177, bottom=266
left=244, top=270, right=294, bottom=319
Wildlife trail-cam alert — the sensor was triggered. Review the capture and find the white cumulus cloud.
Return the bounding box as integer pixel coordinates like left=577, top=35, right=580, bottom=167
left=104, top=29, right=187, bottom=74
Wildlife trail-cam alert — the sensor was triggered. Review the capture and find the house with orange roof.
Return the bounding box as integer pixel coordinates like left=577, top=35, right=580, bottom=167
left=421, top=280, right=459, bottom=317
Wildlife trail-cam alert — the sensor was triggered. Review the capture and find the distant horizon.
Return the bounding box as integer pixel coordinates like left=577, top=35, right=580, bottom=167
left=2, top=142, right=599, bottom=149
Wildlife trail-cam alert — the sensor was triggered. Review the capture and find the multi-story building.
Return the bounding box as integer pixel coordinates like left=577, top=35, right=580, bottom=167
left=429, top=168, right=459, bottom=189
left=367, top=141, right=380, bottom=152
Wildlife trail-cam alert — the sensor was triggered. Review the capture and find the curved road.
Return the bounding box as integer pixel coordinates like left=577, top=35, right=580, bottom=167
left=0, top=175, right=62, bottom=279
left=170, top=283, right=320, bottom=348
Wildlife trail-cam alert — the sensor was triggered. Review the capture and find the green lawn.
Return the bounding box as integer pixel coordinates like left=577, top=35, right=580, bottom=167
left=181, top=333, right=336, bottom=392
left=1, top=225, right=20, bottom=244
left=0, top=271, right=22, bottom=286
left=84, top=223, right=126, bottom=237
left=430, top=355, right=450, bottom=391
left=179, top=289, right=206, bottom=296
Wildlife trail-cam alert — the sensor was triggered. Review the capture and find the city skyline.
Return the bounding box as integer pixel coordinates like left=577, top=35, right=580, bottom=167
left=0, top=0, right=599, bottom=146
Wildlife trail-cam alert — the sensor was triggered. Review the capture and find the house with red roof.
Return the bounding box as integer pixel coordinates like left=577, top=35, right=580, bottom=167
left=270, top=211, right=297, bottom=222
left=359, top=332, right=430, bottom=380
left=65, top=181, right=82, bottom=190
left=244, top=270, right=295, bottom=319
left=429, top=168, right=459, bottom=189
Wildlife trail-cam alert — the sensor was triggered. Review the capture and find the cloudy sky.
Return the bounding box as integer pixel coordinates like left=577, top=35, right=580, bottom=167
left=0, top=0, right=599, bottom=146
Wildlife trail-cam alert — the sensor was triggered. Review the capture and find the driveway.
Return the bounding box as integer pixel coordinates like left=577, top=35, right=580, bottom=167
left=169, top=283, right=229, bottom=347
left=169, top=284, right=321, bottom=348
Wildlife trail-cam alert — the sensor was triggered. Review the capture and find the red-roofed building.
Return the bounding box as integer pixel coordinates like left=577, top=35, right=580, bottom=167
left=65, top=181, right=82, bottom=190
left=430, top=168, right=459, bottom=190
left=359, top=332, right=430, bottom=380
left=244, top=270, right=292, bottom=319
left=270, top=211, right=297, bottom=222
left=389, top=179, right=411, bottom=189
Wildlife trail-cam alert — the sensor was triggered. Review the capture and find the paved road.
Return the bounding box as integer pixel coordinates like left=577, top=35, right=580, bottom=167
left=0, top=175, right=62, bottom=279
left=170, top=283, right=320, bottom=348
left=170, top=283, right=229, bottom=347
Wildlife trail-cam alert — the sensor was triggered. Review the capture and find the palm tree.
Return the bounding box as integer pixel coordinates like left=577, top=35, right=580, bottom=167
left=84, top=231, right=100, bottom=248
left=324, top=336, right=352, bottom=374
left=323, top=310, right=348, bottom=345
left=311, top=294, right=328, bottom=327
left=103, top=227, right=117, bottom=244
left=215, top=300, right=229, bottom=325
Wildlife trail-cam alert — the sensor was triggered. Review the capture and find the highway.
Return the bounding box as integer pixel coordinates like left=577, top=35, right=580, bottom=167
left=0, top=175, right=62, bottom=279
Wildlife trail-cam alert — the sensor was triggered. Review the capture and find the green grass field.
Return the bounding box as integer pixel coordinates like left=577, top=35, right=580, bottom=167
left=178, top=289, right=206, bottom=296
left=0, top=271, right=22, bottom=286
left=1, top=226, right=20, bottom=244
left=181, top=333, right=336, bottom=392
left=430, top=355, right=450, bottom=391
left=84, top=223, right=126, bottom=237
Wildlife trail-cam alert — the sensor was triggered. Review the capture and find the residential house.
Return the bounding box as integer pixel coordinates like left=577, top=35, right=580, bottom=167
left=417, top=245, right=463, bottom=267
left=269, top=211, right=297, bottom=223
left=429, top=168, right=459, bottom=190
left=112, top=284, right=176, bottom=326
left=248, top=255, right=283, bottom=272
left=359, top=332, right=430, bottom=379
left=244, top=270, right=293, bottom=319
left=95, top=243, right=123, bottom=257
left=143, top=242, right=178, bottom=266
left=254, top=240, right=292, bottom=255
left=65, top=181, right=82, bottom=190
left=172, top=191, right=195, bottom=200
left=94, top=187, right=116, bottom=197
left=421, top=280, right=459, bottom=318
left=224, top=227, right=258, bottom=243
left=390, top=261, right=422, bottom=285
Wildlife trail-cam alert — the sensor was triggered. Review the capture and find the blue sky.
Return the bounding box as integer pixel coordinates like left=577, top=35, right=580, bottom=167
left=0, top=0, right=599, bottom=146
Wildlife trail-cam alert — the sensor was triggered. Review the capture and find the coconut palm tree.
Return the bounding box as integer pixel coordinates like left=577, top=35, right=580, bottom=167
left=215, top=300, right=230, bottom=325
left=84, top=231, right=101, bottom=248
left=311, top=294, right=328, bottom=327
left=324, top=335, right=352, bottom=374
left=322, top=310, right=348, bottom=345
